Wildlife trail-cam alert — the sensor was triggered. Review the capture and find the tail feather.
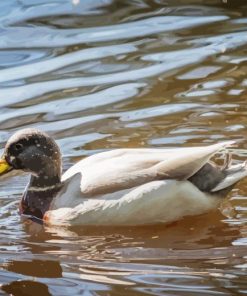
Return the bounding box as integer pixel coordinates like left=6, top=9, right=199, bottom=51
left=211, top=161, right=247, bottom=192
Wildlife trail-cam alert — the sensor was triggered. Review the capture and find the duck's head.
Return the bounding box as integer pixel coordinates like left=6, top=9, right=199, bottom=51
left=0, top=128, right=62, bottom=183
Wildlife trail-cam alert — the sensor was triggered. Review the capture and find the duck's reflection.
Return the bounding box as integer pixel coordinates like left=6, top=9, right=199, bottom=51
left=2, top=280, right=51, bottom=296
left=4, top=259, right=62, bottom=278
left=1, top=258, right=62, bottom=295
left=21, top=208, right=240, bottom=254
left=0, top=208, right=243, bottom=296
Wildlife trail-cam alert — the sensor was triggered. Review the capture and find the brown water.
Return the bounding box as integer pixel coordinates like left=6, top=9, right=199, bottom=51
left=0, top=0, right=247, bottom=295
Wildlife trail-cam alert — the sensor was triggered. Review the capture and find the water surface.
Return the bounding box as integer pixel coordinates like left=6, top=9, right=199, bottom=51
left=0, top=0, right=247, bottom=295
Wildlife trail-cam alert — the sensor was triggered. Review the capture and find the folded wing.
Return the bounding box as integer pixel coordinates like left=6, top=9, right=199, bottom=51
left=62, top=141, right=235, bottom=196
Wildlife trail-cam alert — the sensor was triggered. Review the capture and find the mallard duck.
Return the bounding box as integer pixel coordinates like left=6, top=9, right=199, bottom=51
left=0, top=128, right=246, bottom=226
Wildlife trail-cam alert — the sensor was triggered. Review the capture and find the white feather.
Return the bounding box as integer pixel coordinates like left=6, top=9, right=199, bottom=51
left=46, top=180, right=220, bottom=226
left=212, top=162, right=247, bottom=192
left=43, top=141, right=242, bottom=226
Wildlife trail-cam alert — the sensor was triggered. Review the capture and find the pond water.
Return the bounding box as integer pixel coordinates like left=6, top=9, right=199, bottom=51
left=0, top=0, right=247, bottom=295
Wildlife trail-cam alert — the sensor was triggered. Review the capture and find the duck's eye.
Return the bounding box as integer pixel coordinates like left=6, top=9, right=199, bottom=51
left=14, top=143, right=23, bottom=151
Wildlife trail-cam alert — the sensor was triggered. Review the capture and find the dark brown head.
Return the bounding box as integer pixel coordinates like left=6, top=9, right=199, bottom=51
left=0, top=128, right=62, bottom=184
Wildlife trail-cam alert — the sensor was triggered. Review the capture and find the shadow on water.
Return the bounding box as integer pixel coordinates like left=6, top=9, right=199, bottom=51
left=0, top=0, right=247, bottom=295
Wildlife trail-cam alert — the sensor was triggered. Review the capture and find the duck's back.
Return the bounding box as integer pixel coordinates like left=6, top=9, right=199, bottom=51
left=61, top=143, right=233, bottom=197
left=62, top=148, right=184, bottom=192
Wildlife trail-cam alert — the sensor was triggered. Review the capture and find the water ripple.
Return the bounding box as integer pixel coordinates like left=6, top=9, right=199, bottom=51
left=0, top=16, right=228, bottom=48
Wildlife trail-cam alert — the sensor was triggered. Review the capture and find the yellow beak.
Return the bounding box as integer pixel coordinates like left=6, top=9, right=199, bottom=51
left=0, top=158, right=11, bottom=175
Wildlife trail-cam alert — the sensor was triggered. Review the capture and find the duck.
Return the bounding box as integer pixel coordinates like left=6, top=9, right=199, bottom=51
left=0, top=128, right=246, bottom=226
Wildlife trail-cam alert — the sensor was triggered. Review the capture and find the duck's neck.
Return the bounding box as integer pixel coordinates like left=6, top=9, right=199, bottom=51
left=20, top=172, right=62, bottom=220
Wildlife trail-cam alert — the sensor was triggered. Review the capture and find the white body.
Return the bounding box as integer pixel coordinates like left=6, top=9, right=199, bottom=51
left=44, top=142, right=245, bottom=226
left=46, top=179, right=220, bottom=226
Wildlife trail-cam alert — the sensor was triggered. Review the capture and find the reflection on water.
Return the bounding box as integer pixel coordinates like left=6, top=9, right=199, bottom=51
left=0, top=0, right=247, bottom=295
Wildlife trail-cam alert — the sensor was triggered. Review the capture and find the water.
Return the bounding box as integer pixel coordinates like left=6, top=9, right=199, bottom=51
left=0, top=0, right=247, bottom=295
